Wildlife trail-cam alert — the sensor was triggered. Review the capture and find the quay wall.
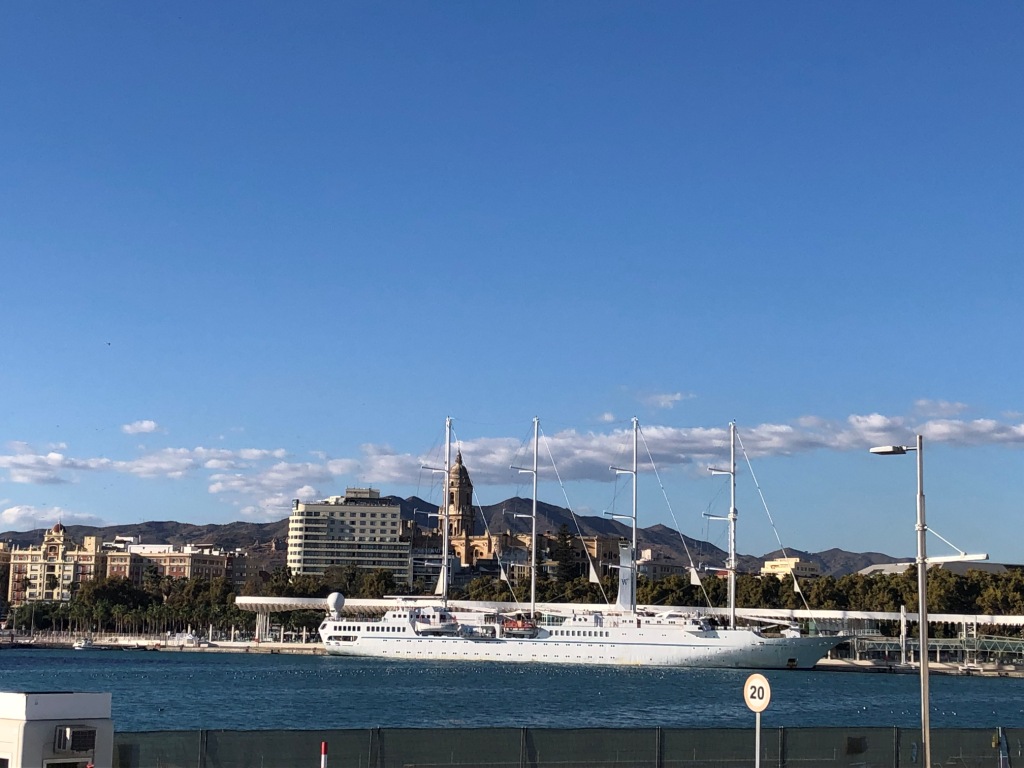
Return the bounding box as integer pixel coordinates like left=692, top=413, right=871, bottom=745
left=1, top=631, right=325, bottom=655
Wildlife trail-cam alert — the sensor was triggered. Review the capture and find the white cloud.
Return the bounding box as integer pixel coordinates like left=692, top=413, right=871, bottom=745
left=236, top=484, right=325, bottom=522
left=122, top=420, right=159, bottom=435
left=118, top=448, right=198, bottom=478
left=1, top=504, right=106, bottom=530
left=0, top=444, right=293, bottom=486
left=922, top=418, right=1024, bottom=446
left=203, top=459, right=239, bottom=470
left=642, top=392, right=691, bottom=409
left=238, top=448, right=287, bottom=461
left=0, top=448, right=113, bottom=484
left=3, top=405, right=1022, bottom=527
left=323, top=443, right=429, bottom=485
left=914, top=400, right=969, bottom=418
left=599, top=412, right=615, bottom=423
left=239, top=502, right=289, bottom=522
left=208, top=460, right=334, bottom=519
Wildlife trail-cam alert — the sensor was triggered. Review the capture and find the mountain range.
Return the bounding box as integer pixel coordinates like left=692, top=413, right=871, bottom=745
left=1, top=496, right=908, bottom=578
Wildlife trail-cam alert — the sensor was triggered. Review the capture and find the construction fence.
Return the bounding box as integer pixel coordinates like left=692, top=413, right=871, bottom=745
left=110, top=725, right=1021, bottom=767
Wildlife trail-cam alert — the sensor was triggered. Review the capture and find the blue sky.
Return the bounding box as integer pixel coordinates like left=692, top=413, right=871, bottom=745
left=2, top=2, right=1021, bottom=563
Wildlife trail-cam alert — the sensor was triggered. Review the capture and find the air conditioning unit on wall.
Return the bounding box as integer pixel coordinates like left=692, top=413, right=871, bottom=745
left=54, top=725, right=97, bottom=753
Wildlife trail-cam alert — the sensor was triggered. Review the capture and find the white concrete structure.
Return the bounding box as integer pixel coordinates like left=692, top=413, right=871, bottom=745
left=0, top=691, right=113, bottom=768
left=234, top=596, right=331, bottom=641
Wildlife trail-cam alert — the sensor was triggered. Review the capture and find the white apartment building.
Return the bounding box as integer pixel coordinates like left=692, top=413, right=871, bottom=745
left=760, top=556, right=822, bottom=581
left=287, top=488, right=411, bottom=583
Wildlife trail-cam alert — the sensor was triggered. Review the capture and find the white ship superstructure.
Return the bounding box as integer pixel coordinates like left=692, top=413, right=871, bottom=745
left=318, top=418, right=849, bottom=670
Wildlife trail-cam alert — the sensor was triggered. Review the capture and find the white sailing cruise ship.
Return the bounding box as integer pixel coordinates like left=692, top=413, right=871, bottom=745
left=318, top=419, right=848, bottom=669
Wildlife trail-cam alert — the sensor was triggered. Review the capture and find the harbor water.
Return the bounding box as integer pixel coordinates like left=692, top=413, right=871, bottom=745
left=2, top=648, right=1023, bottom=732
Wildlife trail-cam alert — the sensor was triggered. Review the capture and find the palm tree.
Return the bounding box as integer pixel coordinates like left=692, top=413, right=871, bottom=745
left=112, top=604, right=128, bottom=634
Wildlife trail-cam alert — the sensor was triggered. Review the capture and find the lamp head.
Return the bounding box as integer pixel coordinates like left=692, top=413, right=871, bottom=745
left=869, top=445, right=911, bottom=455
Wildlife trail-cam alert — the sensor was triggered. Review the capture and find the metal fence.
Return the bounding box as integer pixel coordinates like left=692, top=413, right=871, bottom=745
left=112, top=726, right=1020, bottom=768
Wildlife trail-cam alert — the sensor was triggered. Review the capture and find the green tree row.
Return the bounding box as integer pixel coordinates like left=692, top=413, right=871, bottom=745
left=9, top=574, right=255, bottom=637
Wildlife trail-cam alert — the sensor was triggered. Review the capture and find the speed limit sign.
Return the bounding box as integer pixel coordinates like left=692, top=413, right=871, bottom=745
left=743, top=673, right=771, bottom=713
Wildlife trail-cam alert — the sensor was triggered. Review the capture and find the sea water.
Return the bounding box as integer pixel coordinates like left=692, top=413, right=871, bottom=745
left=1, top=649, right=1022, bottom=732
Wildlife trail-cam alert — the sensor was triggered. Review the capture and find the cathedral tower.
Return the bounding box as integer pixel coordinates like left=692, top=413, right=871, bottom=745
left=447, top=451, right=475, bottom=539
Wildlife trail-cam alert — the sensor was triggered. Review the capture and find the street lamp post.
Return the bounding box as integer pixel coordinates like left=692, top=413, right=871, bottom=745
left=870, top=437, right=988, bottom=768
left=870, top=436, right=930, bottom=768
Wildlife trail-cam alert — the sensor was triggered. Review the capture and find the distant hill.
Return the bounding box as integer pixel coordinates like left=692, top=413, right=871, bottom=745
left=1, top=498, right=906, bottom=578
left=388, top=495, right=902, bottom=577
left=760, top=547, right=912, bottom=578
left=0, top=519, right=289, bottom=552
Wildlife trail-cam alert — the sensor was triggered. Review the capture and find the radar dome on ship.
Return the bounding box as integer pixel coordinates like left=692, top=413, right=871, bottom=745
left=326, top=592, right=345, bottom=615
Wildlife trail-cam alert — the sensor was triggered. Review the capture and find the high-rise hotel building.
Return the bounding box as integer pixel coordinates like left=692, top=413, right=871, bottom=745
left=286, top=488, right=412, bottom=583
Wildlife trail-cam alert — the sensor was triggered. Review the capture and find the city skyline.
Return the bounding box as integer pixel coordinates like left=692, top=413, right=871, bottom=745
left=2, top=3, right=1021, bottom=562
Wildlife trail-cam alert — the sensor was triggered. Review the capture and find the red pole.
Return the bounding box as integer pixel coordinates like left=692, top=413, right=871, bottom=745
left=320, top=740, right=327, bottom=768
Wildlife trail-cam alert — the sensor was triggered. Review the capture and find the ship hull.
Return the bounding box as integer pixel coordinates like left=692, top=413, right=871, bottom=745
left=320, top=619, right=845, bottom=670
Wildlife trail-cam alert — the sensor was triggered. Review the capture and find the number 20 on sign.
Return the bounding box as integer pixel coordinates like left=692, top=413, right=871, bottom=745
left=743, top=673, right=771, bottom=713
left=743, top=674, right=771, bottom=768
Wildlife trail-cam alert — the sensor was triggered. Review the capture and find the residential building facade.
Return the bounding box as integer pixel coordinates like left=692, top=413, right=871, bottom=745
left=637, top=548, right=690, bottom=580
left=105, top=544, right=228, bottom=586
left=6, top=523, right=104, bottom=606
left=760, top=557, right=822, bottom=581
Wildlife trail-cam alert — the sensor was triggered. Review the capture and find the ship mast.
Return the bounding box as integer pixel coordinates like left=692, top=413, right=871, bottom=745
left=609, top=417, right=639, bottom=614
left=708, top=421, right=738, bottom=629
left=512, top=417, right=540, bottom=617
left=441, top=416, right=452, bottom=607
left=630, top=417, right=638, bottom=557
left=422, top=417, right=453, bottom=607
left=529, top=417, right=539, bottom=616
